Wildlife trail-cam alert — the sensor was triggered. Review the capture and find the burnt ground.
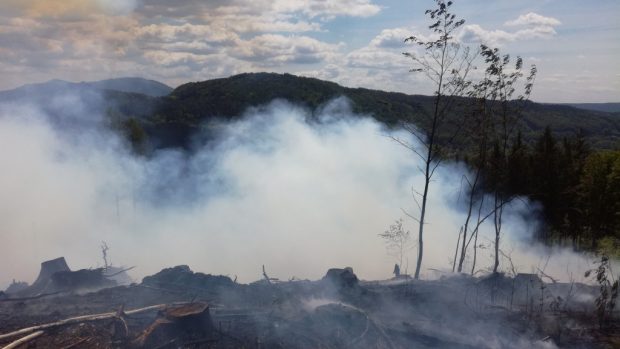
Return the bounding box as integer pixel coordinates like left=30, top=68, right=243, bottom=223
left=0, top=266, right=618, bottom=349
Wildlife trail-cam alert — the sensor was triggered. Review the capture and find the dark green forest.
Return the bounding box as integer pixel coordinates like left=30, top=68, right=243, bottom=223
left=477, top=127, right=620, bottom=255
left=146, top=73, right=620, bottom=150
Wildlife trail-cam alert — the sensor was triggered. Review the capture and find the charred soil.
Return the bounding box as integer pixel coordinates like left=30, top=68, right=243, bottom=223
left=0, top=266, right=618, bottom=349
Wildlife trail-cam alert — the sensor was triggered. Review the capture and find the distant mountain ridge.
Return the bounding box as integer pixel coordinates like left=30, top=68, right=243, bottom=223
left=559, top=103, right=620, bottom=113
left=86, top=77, right=173, bottom=97
left=0, top=77, right=166, bottom=132
left=1, top=73, right=618, bottom=152
left=0, top=77, right=173, bottom=98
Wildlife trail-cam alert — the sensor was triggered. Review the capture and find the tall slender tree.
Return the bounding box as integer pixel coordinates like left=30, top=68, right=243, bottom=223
left=400, top=0, right=475, bottom=278
left=480, top=45, right=536, bottom=273
left=454, top=45, right=536, bottom=274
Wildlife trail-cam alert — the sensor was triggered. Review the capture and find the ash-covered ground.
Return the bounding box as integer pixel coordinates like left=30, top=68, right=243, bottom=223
left=1, top=260, right=618, bottom=349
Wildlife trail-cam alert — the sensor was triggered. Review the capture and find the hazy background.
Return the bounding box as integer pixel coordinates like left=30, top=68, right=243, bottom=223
left=0, top=93, right=596, bottom=288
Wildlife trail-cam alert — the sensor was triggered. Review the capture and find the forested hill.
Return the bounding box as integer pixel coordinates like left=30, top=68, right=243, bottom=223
left=149, top=73, right=620, bottom=150
left=562, top=103, right=620, bottom=113
left=1, top=73, right=618, bottom=151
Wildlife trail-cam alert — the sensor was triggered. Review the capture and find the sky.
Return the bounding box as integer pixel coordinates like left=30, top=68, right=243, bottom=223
left=0, top=0, right=618, bottom=103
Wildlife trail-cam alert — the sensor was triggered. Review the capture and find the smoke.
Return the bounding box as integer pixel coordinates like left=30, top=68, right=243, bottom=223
left=0, top=93, right=597, bottom=288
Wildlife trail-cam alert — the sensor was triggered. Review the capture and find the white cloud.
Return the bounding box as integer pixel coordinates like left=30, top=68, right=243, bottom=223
left=0, top=0, right=380, bottom=88
left=459, top=12, right=560, bottom=47
left=369, top=27, right=410, bottom=48
left=345, top=26, right=416, bottom=70
left=142, top=50, right=205, bottom=68
left=346, top=48, right=405, bottom=70
left=232, top=34, right=342, bottom=65
left=136, top=23, right=239, bottom=46
left=460, top=24, right=557, bottom=46
left=302, top=26, right=434, bottom=95
left=293, top=0, right=381, bottom=19
left=136, top=0, right=380, bottom=21
left=505, top=12, right=561, bottom=27
left=230, top=17, right=321, bottom=33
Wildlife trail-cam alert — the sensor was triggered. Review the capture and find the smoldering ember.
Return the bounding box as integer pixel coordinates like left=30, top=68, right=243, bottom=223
left=1, top=0, right=619, bottom=348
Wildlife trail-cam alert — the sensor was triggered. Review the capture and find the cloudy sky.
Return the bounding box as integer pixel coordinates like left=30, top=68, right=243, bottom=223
left=0, top=0, right=618, bottom=103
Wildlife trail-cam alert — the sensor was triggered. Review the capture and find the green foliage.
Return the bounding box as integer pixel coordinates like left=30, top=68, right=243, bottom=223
left=121, top=118, right=148, bottom=155
left=585, top=255, right=619, bottom=329
left=477, top=126, right=619, bottom=251
left=580, top=150, right=620, bottom=246
left=597, top=237, right=620, bottom=259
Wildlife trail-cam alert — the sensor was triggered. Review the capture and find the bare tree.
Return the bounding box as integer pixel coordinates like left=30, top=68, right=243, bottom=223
left=101, top=241, right=110, bottom=270
left=399, top=0, right=476, bottom=279
left=452, top=44, right=536, bottom=274
left=478, top=45, right=536, bottom=273
left=455, top=87, right=492, bottom=273
left=379, top=218, right=412, bottom=274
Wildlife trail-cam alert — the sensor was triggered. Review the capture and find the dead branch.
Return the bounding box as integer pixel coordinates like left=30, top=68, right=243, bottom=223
left=103, top=266, right=136, bottom=278
left=0, top=303, right=182, bottom=342
left=1, top=330, right=44, bottom=349
left=134, top=284, right=187, bottom=294
left=59, top=337, right=90, bottom=349
left=101, top=241, right=110, bottom=270
left=115, top=304, right=129, bottom=338
left=537, top=268, right=558, bottom=284
left=262, top=265, right=272, bottom=284
left=0, top=291, right=65, bottom=303
left=499, top=249, right=517, bottom=277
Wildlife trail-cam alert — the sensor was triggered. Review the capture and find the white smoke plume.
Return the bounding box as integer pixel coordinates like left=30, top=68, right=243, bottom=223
left=0, top=94, right=596, bottom=289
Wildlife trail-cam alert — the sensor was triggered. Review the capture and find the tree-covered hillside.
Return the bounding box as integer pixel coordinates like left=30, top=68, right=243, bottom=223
left=147, top=73, right=620, bottom=151
left=2, top=73, right=618, bottom=152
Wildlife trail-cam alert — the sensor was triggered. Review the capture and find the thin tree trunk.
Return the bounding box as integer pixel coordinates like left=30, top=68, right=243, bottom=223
left=452, top=226, right=463, bottom=272
left=414, top=39, right=446, bottom=279
left=414, top=171, right=430, bottom=279
left=470, top=196, right=485, bottom=275
left=493, top=194, right=503, bottom=273
left=457, top=168, right=480, bottom=272
left=492, top=97, right=510, bottom=274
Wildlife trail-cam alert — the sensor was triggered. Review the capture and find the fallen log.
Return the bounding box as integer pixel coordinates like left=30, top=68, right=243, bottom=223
left=0, top=291, right=66, bottom=303
left=0, top=303, right=185, bottom=342
left=1, top=330, right=44, bottom=349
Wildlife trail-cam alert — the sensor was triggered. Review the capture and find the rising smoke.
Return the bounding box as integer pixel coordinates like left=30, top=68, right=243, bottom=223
left=0, top=91, right=595, bottom=288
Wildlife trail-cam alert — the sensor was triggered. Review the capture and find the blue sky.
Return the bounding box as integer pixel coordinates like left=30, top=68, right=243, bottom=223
left=0, top=0, right=617, bottom=102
